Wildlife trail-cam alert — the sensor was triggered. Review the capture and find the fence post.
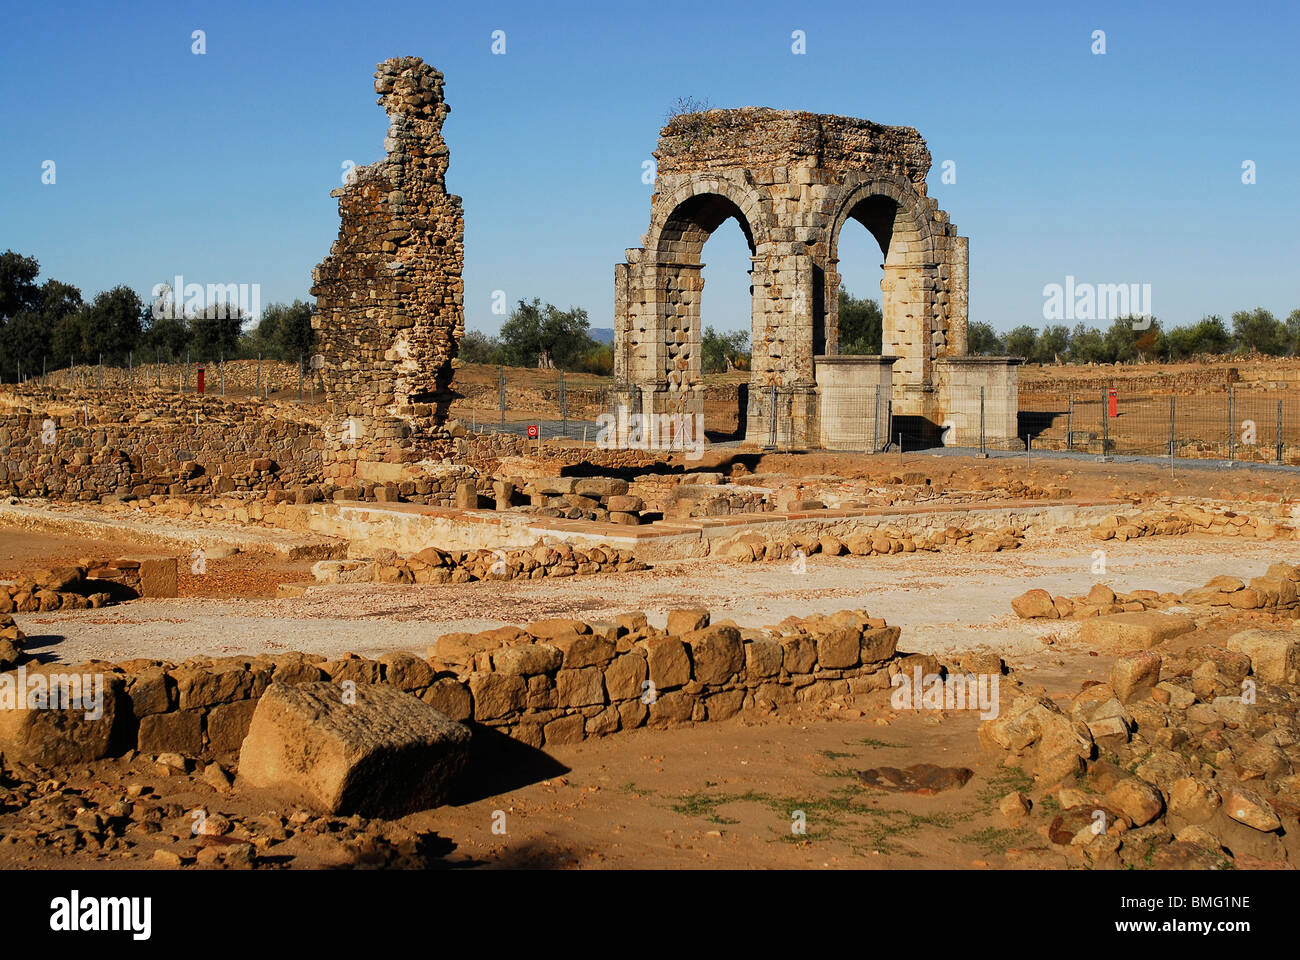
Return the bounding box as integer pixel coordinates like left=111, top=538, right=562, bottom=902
left=1101, top=388, right=1109, bottom=458
left=220, top=355, right=225, bottom=396
left=1169, top=397, right=1176, bottom=458
left=498, top=365, right=506, bottom=432
left=1228, top=387, right=1236, bottom=462
left=298, top=354, right=303, bottom=401
left=1277, top=397, right=1284, bottom=464
left=980, top=386, right=986, bottom=456
left=257, top=353, right=262, bottom=395
left=128, top=352, right=133, bottom=392
left=560, top=374, right=567, bottom=438
left=873, top=384, right=881, bottom=453
left=1067, top=394, right=1074, bottom=451
left=98, top=354, right=102, bottom=389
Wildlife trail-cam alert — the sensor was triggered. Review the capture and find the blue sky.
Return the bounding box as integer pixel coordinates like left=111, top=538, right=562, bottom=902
left=3, top=0, right=1297, bottom=338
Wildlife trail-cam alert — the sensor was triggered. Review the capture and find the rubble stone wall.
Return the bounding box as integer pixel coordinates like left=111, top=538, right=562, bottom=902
left=0, top=609, right=905, bottom=765
left=310, top=56, right=464, bottom=426
left=0, top=387, right=658, bottom=505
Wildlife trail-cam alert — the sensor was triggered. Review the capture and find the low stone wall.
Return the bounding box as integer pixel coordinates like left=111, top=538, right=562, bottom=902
left=0, top=606, right=906, bottom=766
left=1020, top=364, right=1240, bottom=397
left=0, top=386, right=664, bottom=508
left=1088, top=503, right=1299, bottom=542
left=311, top=541, right=646, bottom=585
left=33, top=359, right=301, bottom=395
left=710, top=523, right=1022, bottom=563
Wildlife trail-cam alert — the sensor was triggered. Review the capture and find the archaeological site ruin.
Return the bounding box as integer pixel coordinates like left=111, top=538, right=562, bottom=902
left=613, top=108, right=1021, bottom=449
left=2, top=51, right=1300, bottom=895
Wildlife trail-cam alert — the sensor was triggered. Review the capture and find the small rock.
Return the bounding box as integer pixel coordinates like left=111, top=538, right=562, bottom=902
left=999, top=791, right=1031, bottom=824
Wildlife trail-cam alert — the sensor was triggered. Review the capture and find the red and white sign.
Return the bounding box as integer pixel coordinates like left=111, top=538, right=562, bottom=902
left=526, top=424, right=539, bottom=439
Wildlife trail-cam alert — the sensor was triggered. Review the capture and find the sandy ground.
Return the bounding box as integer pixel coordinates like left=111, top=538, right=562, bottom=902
left=2, top=687, right=1059, bottom=871
left=12, top=532, right=1294, bottom=665
left=3, top=479, right=1297, bottom=870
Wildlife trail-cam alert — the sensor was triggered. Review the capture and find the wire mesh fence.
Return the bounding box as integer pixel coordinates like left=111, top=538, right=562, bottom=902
left=12, top=352, right=309, bottom=400
left=813, top=385, right=891, bottom=452
left=465, top=376, right=1300, bottom=465
left=1020, top=388, right=1300, bottom=463
left=462, top=367, right=610, bottom=443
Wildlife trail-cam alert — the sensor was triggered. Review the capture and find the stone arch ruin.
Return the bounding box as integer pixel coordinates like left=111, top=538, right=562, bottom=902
left=614, top=108, right=1018, bottom=448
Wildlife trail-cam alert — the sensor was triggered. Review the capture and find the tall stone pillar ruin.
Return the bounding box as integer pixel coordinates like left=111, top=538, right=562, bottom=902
left=311, top=56, right=465, bottom=433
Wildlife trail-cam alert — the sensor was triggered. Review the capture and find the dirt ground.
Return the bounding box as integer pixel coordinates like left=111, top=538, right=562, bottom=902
left=0, top=652, right=1092, bottom=871
left=4, top=447, right=1300, bottom=870
left=10, top=532, right=1293, bottom=666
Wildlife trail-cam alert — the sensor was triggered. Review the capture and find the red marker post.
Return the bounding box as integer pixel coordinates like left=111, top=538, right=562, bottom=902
left=197, top=366, right=206, bottom=395
left=1107, top=389, right=1117, bottom=418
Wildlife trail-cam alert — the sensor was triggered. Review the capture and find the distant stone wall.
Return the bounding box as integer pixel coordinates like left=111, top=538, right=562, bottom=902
left=1021, top=366, right=1239, bottom=397
left=310, top=56, right=464, bottom=425
left=0, top=387, right=659, bottom=505
left=33, top=359, right=302, bottom=396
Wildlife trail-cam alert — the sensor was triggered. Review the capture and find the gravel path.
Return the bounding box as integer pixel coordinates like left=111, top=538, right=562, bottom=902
left=15, top=534, right=1293, bottom=665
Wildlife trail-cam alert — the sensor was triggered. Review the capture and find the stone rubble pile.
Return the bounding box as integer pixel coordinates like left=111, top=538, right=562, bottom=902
left=712, top=524, right=1022, bottom=562
left=1013, top=561, right=1300, bottom=622
left=0, top=755, right=451, bottom=868
left=0, top=557, right=178, bottom=614
left=1088, top=504, right=1297, bottom=542
left=981, top=625, right=1300, bottom=868
left=518, top=476, right=645, bottom=524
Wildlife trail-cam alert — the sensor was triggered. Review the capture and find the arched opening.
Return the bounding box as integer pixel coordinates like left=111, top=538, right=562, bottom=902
left=828, top=190, right=931, bottom=384
left=820, top=187, right=940, bottom=448
left=653, top=192, right=757, bottom=437
left=834, top=199, right=890, bottom=355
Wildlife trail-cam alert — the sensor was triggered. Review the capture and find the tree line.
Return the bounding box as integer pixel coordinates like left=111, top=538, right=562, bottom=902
left=966, top=308, right=1300, bottom=364
left=0, top=250, right=316, bottom=382
left=837, top=286, right=1300, bottom=365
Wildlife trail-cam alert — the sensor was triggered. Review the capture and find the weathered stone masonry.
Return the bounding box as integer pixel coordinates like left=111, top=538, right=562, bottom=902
left=614, top=108, right=1018, bottom=447
left=310, top=56, right=464, bottom=430
left=0, top=607, right=906, bottom=766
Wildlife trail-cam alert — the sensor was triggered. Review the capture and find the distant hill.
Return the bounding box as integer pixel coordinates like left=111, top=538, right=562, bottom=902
left=589, top=327, right=614, bottom=345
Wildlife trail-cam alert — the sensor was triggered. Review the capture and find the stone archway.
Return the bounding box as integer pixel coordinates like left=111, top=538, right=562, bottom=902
left=614, top=174, right=771, bottom=422
left=615, top=108, right=995, bottom=448
left=826, top=176, right=941, bottom=399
